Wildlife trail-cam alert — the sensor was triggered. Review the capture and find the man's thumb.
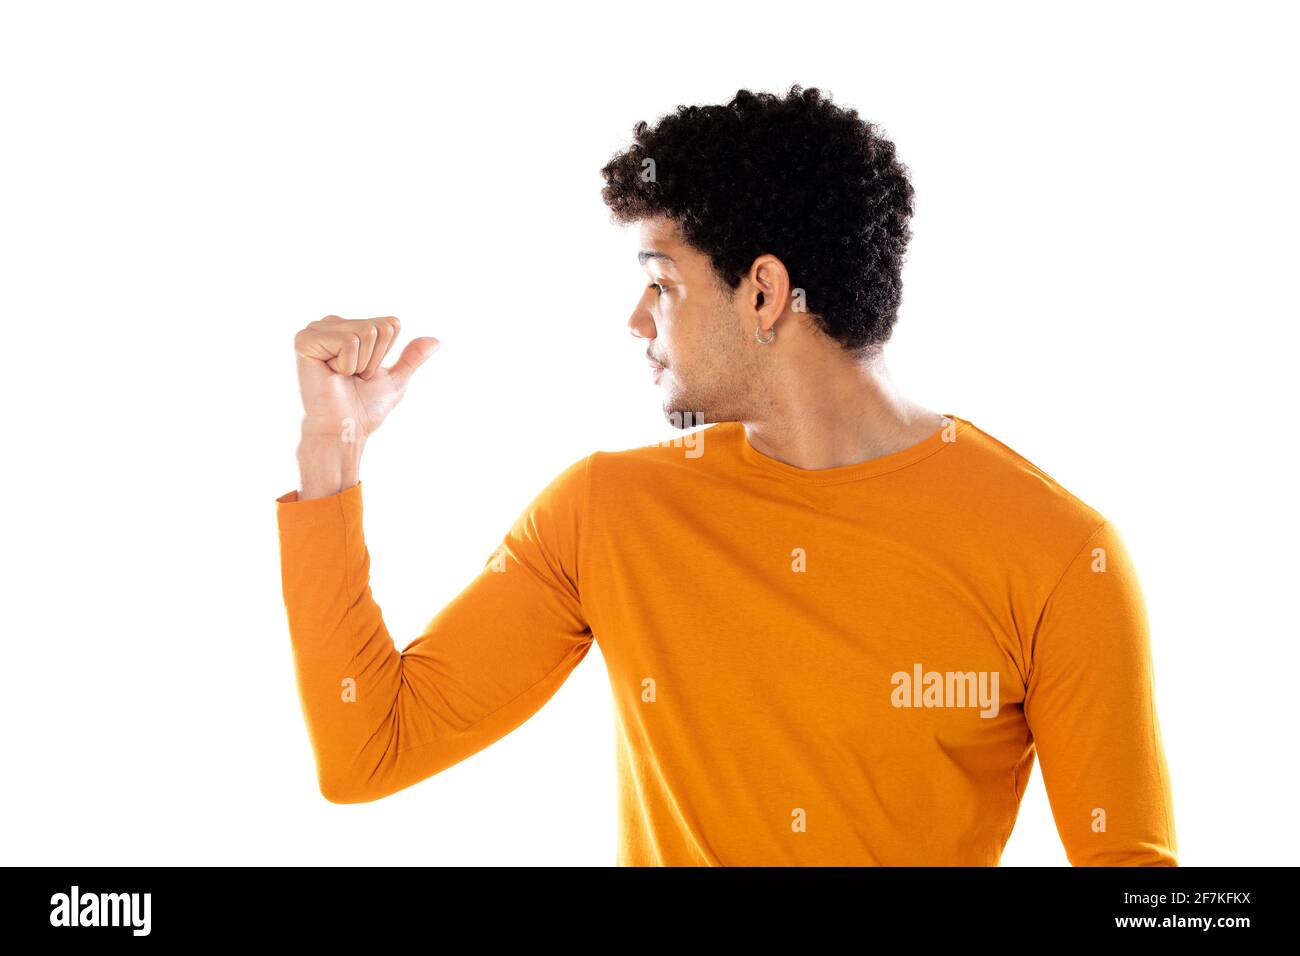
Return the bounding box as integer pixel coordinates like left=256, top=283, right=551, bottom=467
left=388, top=336, right=441, bottom=385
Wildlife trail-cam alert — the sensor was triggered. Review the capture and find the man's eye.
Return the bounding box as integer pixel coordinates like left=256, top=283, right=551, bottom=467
left=647, top=282, right=666, bottom=296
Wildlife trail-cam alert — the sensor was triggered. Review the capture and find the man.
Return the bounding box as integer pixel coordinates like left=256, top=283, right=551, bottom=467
left=276, top=85, right=1177, bottom=866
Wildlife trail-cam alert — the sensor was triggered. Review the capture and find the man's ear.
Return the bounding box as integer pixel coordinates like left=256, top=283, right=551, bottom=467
left=748, top=254, right=791, bottom=329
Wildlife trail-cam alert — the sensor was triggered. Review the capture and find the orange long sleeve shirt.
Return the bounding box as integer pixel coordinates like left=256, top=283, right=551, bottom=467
left=275, top=414, right=1178, bottom=865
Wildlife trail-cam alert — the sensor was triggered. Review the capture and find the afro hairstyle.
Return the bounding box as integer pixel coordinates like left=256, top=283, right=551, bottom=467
left=600, top=85, right=916, bottom=354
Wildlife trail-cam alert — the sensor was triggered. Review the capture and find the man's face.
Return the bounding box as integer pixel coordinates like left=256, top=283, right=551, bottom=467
left=629, top=215, right=765, bottom=427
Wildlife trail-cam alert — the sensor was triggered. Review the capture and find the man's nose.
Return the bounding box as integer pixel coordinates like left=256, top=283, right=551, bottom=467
left=627, top=302, right=656, bottom=341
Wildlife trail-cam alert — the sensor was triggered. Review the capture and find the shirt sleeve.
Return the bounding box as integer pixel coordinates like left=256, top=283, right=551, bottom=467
left=274, top=453, right=596, bottom=803
left=1022, top=519, right=1179, bottom=865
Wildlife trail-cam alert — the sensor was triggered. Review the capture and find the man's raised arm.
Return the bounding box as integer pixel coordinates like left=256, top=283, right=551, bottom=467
left=275, top=315, right=595, bottom=803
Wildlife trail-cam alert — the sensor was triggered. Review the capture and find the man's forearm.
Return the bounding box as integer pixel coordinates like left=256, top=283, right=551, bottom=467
left=296, top=428, right=366, bottom=500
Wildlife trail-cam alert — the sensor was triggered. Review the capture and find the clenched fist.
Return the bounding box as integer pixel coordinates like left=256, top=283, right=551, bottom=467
left=294, top=315, right=440, bottom=443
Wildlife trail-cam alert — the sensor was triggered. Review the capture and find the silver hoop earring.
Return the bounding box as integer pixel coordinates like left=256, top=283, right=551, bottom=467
left=755, top=322, right=776, bottom=345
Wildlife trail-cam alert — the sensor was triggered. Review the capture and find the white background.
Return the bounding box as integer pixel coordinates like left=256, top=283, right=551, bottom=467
left=2, top=0, right=1295, bottom=865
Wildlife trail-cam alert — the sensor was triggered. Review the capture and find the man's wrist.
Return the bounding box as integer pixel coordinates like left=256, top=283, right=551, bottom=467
left=296, top=432, right=366, bottom=500
left=300, top=415, right=367, bottom=441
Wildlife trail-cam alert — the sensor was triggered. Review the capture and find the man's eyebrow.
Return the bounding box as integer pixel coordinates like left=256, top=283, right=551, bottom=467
left=638, top=250, right=675, bottom=266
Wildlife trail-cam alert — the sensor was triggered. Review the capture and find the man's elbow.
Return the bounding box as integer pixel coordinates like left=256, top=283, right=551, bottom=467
left=318, top=777, right=361, bottom=804
left=1070, top=844, right=1179, bottom=866
left=317, top=772, right=391, bottom=805
left=317, top=771, right=432, bottom=804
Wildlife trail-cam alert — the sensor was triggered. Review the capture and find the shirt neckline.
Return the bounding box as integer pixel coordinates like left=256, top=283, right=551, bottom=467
left=730, top=413, right=970, bottom=485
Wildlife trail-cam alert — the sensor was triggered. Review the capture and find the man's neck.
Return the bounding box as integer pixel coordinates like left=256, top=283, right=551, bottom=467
left=740, top=349, right=946, bottom=471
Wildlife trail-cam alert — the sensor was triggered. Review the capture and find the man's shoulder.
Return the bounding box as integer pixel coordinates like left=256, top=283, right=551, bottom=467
left=529, top=422, right=724, bottom=514
left=587, top=421, right=729, bottom=477
left=948, top=418, right=1111, bottom=547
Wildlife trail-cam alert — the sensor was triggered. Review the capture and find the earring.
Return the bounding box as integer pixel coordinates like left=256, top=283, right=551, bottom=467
left=755, top=322, right=776, bottom=345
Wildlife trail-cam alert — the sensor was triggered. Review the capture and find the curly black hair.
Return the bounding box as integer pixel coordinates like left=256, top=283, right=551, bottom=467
left=600, top=85, right=915, bottom=354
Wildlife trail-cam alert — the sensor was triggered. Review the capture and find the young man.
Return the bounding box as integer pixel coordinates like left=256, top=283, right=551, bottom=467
left=276, top=85, right=1177, bottom=866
